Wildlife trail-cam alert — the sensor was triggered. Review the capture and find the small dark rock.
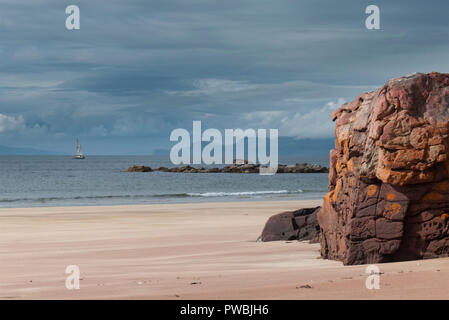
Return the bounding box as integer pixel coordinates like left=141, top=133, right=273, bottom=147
left=259, top=207, right=321, bottom=242
left=297, top=284, right=312, bottom=289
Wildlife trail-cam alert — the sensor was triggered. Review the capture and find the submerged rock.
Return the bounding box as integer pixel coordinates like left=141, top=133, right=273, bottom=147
left=259, top=207, right=321, bottom=243
left=318, top=72, right=449, bottom=265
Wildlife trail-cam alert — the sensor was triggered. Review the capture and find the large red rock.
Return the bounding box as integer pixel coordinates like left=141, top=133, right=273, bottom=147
left=318, top=72, right=449, bottom=265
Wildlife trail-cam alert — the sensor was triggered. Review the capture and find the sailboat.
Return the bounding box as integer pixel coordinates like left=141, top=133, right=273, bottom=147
left=73, top=139, right=85, bottom=159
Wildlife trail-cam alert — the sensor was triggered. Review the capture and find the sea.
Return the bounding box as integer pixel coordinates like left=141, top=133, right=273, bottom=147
left=0, top=155, right=329, bottom=208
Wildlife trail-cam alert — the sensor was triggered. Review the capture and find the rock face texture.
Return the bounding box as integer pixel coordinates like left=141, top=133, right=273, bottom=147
left=318, top=72, right=449, bottom=265
left=259, top=207, right=320, bottom=243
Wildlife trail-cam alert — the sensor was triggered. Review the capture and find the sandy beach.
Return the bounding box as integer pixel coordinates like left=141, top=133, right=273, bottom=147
left=0, top=200, right=448, bottom=300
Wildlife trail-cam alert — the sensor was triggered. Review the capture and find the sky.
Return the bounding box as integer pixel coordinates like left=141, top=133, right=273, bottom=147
left=0, top=0, right=447, bottom=154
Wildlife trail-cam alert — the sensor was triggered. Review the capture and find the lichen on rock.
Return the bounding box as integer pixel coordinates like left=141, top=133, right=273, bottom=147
left=318, top=72, right=449, bottom=265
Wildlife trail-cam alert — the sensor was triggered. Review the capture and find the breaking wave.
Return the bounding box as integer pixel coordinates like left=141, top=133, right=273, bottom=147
left=186, top=190, right=303, bottom=197
left=0, top=189, right=306, bottom=204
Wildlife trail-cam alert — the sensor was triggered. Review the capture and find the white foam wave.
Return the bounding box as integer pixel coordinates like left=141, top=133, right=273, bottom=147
left=187, top=189, right=303, bottom=197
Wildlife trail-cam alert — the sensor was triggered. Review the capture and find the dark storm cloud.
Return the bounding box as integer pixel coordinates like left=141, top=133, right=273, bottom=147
left=0, top=0, right=447, bottom=154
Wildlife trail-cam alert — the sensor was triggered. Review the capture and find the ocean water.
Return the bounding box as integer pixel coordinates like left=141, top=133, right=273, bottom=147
left=0, top=155, right=329, bottom=208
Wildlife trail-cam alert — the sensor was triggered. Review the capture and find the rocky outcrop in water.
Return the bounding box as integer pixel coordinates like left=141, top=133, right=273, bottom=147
left=127, top=162, right=328, bottom=174
left=318, top=72, right=449, bottom=265
left=259, top=207, right=321, bottom=243
left=126, top=165, right=153, bottom=172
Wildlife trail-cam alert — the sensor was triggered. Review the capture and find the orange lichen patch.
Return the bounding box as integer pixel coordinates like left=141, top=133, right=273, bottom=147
left=335, top=160, right=343, bottom=174
left=324, top=192, right=332, bottom=204
left=441, top=213, right=449, bottom=221
left=386, top=193, right=396, bottom=201
left=332, top=180, right=342, bottom=202
left=422, top=191, right=444, bottom=201
left=332, top=190, right=338, bottom=202
left=367, top=185, right=378, bottom=197
left=347, top=159, right=354, bottom=172
left=433, top=181, right=449, bottom=192
left=349, top=177, right=356, bottom=187
left=389, top=203, right=401, bottom=215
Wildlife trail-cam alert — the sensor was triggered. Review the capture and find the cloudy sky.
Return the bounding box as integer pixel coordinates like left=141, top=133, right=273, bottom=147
left=0, top=0, right=448, bottom=154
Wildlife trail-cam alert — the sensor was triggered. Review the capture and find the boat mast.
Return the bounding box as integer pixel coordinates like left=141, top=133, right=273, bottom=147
left=76, top=139, right=83, bottom=156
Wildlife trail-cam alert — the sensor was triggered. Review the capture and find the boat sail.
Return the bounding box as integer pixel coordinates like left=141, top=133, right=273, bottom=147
left=73, top=139, right=85, bottom=159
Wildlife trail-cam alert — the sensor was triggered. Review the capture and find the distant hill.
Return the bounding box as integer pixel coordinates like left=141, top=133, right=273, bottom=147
left=164, top=137, right=333, bottom=157
left=0, top=145, right=62, bottom=155
left=278, top=137, right=333, bottom=156
left=152, top=148, right=170, bottom=155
